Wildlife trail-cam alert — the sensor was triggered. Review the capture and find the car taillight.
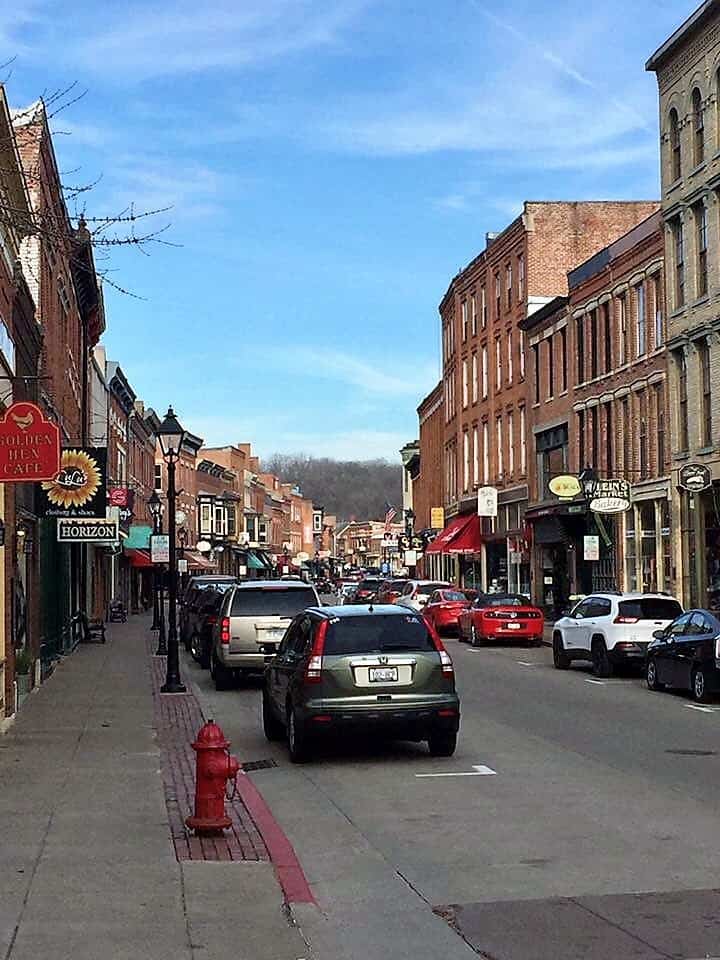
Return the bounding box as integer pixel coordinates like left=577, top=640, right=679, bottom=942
left=207, top=615, right=218, bottom=626
left=483, top=610, right=501, bottom=619
left=614, top=616, right=639, bottom=624
left=305, top=620, right=328, bottom=684
left=220, top=616, right=230, bottom=644
left=427, top=622, right=454, bottom=678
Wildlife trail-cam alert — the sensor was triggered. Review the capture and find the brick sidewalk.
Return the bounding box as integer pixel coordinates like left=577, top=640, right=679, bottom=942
left=148, top=638, right=269, bottom=863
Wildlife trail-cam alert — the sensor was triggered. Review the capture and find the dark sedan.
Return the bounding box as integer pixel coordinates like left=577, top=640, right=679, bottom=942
left=646, top=609, right=720, bottom=703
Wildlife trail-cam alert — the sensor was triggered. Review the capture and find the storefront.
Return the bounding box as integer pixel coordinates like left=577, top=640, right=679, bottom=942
left=623, top=485, right=673, bottom=596
left=425, top=513, right=483, bottom=586
left=677, top=477, right=720, bottom=611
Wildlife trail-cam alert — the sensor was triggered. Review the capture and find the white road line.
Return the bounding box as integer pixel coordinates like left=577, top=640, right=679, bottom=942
left=516, top=660, right=536, bottom=666
left=584, top=678, right=605, bottom=684
left=415, top=764, right=497, bottom=778
left=685, top=703, right=720, bottom=713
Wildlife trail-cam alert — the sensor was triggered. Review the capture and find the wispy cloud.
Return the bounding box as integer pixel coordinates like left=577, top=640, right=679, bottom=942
left=64, top=0, right=369, bottom=80
left=259, top=346, right=437, bottom=399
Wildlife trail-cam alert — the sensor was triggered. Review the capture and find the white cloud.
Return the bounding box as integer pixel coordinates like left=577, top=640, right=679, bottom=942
left=257, top=345, right=437, bottom=399
left=66, top=0, right=369, bottom=80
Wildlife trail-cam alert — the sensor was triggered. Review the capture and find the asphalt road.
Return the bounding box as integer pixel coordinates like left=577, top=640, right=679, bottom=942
left=186, top=635, right=720, bottom=960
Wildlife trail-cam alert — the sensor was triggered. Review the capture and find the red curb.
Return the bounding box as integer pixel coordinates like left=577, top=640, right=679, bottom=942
left=235, top=770, right=317, bottom=905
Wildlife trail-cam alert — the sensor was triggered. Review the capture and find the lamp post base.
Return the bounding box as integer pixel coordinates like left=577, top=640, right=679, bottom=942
left=160, top=680, right=187, bottom=694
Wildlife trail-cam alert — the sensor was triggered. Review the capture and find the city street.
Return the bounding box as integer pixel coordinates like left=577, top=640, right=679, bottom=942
left=190, top=637, right=720, bottom=960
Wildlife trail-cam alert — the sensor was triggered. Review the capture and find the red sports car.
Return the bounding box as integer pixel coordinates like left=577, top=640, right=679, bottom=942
left=424, top=589, right=472, bottom=635
left=458, top=594, right=544, bottom=646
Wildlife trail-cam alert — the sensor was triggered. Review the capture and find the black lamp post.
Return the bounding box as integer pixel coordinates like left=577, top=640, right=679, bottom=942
left=158, top=406, right=186, bottom=694
left=148, top=490, right=167, bottom=655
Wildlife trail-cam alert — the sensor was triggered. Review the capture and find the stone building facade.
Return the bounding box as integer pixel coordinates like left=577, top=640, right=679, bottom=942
left=648, top=0, right=720, bottom=607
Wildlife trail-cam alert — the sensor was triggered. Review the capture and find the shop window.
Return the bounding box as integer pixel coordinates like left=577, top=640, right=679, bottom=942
left=661, top=499, right=672, bottom=588
left=536, top=424, right=568, bottom=499
left=639, top=501, right=657, bottom=592
left=625, top=508, right=637, bottom=592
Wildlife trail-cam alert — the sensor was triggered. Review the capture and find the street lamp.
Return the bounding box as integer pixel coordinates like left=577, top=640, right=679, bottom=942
left=158, top=406, right=186, bottom=694
left=148, top=490, right=166, bottom=653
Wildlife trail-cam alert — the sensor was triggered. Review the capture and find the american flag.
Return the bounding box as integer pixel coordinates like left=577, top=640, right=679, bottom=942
left=384, top=502, right=396, bottom=532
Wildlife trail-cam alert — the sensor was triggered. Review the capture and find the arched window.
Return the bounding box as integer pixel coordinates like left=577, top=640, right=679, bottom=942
left=692, top=88, right=704, bottom=165
left=669, top=108, right=681, bottom=181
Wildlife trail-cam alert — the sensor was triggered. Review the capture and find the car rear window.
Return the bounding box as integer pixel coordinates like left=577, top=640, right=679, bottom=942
left=418, top=583, right=448, bottom=594
left=324, top=615, right=435, bottom=655
left=479, top=595, right=530, bottom=607
left=618, top=598, right=682, bottom=620
left=230, top=587, right=317, bottom=617
left=442, top=591, right=467, bottom=601
left=357, top=579, right=382, bottom=590
left=390, top=580, right=407, bottom=590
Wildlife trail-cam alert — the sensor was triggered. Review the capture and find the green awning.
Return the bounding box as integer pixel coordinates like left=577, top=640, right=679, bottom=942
left=247, top=551, right=265, bottom=570
left=124, top=525, right=152, bottom=549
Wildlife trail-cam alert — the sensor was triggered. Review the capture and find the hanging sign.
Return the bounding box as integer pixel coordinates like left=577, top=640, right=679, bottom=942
left=150, top=534, right=170, bottom=563
left=57, top=518, right=119, bottom=543
left=177, top=558, right=188, bottom=574
left=477, top=486, right=498, bottom=518
left=0, top=402, right=61, bottom=482
left=586, top=478, right=631, bottom=515
left=548, top=475, right=583, bottom=500
left=678, top=463, right=712, bottom=494
left=584, top=535, right=600, bottom=561
left=431, top=507, right=445, bottom=529
left=40, top=447, right=107, bottom=518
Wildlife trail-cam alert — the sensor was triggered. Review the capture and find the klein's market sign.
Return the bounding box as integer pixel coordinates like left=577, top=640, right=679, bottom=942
left=584, top=478, right=631, bottom=515
left=0, top=402, right=60, bottom=482
left=40, top=448, right=107, bottom=518
left=57, top=518, right=119, bottom=543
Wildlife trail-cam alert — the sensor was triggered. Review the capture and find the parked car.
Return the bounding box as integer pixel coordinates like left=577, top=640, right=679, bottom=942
left=262, top=604, right=460, bottom=762
left=210, top=580, right=320, bottom=690
left=377, top=578, right=409, bottom=604
left=189, top=584, right=235, bottom=669
left=424, top=589, right=472, bottom=635
left=339, top=582, right=359, bottom=604
left=458, top=594, right=544, bottom=646
left=395, top=580, right=451, bottom=612
left=552, top=592, right=683, bottom=677
left=180, top=575, right=238, bottom=649
left=347, top=577, right=385, bottom=604
left=646, top=609, right=720, bottom=702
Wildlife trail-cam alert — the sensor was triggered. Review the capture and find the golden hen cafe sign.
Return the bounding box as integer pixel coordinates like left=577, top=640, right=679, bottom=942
left=0, top=402, right=61, bottom=482
left=40, top=447, right=107, bottom=518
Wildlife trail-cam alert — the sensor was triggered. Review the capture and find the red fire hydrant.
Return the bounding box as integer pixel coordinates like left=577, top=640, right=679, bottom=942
left=185, top=720, right=240, bottom=835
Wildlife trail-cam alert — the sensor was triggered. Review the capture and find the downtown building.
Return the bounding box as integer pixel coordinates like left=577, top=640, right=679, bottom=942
left=424, top=201, right=658, bottom=594
left=647, top=0, right=720, bottom=608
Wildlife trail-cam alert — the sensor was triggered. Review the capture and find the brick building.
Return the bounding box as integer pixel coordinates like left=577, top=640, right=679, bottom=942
left=434, top=201, right=658, bottom=593
left=647, top=1, right=720, bottom=607
left=522, top=212, right=670, bottom=610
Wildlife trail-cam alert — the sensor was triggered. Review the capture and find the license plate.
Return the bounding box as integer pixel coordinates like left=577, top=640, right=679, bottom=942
left=260, top=629, right=283, bottom=641
left=369, top=667, right=398, bottom=682
left=506, top=622, right=522, bottom=630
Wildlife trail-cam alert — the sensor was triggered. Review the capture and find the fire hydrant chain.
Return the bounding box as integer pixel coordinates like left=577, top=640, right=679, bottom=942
left=185, top=720, right=240, bottom=836
left=225, top=753, right=240, bottom=802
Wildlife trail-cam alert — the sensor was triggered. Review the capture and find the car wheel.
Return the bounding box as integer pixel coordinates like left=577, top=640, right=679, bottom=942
left=470, top=624, right=481, bottom=647
left=190, top=633, right=202, bottom=663
left=428, top=732, right=457, bottom=757
left=287, top=706, right=311, bottom=763
left=262, top=688, right=285, bottom=742
left=692, top=667, right=710, bottom=703
left=646, top=657, right=664, bottom=691
left=211, top=652, right=234, bottom=691
left=553, top=633, right=571, bottom=670
left=591, top=637, right=613, bottom=678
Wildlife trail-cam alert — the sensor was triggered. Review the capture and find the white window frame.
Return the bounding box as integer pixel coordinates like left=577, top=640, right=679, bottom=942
left=471, top=294, right=477, bottom=336
left=519, top=330, right=525, bottom=378
left=461, top=300, right=468, bottom=342
left=483, top=422, right=489, bottom=484
left=463, top=431, right=469, bottom=492
left=508, top=412, right=514, bottom=475
left=462, top=359, right=468, bottom=409
left=495, top=338, right=502, bottom=390
left=507, top=330, right=513, bottom=384
left=473, top=426, right=479, bottom=486
left=200, top=502, right=212, bottom=536
left=482, top=346, right=488, bottom=398
left=471, top=352, right=478, bottom=404
left=496, top=416, right=503, bottom=479
left=520, top=407, right=526, bottom=474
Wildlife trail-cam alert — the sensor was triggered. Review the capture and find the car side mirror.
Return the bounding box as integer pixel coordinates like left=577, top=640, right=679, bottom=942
left=652, top=629, right=666, bottom=641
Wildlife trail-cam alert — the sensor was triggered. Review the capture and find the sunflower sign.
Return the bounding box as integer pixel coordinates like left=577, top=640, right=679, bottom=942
left=40, top=447, right=107, bottom=518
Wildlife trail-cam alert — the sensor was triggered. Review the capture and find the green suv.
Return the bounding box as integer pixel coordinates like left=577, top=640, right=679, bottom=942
left=263, top=604, right=460, bottom=762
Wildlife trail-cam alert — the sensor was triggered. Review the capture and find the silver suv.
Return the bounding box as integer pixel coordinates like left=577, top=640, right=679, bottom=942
left=211, top=580, right=320, bottom=689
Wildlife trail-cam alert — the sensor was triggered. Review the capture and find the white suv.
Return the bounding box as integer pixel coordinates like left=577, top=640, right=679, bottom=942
left=552, top=593, right=683, bottom=677
left=395, top=580, right=451, bottom=612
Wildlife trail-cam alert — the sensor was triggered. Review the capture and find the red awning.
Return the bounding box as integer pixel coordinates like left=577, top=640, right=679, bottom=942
left=126, top=549, right=153, bottom=568
left=427, top=514, right=476, bottom=554
left=185, top=550, right=216, bottom=570
left=445, top=514, right=483, bottom=553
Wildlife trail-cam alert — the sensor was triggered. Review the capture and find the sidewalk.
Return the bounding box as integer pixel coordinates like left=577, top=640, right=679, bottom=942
left=0, top=614, right=311, bottom=960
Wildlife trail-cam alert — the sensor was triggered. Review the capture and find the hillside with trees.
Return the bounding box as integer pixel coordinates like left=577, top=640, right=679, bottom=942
left=263, top=454, right=402, bottom=522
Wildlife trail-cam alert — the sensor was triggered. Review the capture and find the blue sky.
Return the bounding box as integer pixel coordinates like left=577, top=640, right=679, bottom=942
left=0, top=0, right=692, bottom=460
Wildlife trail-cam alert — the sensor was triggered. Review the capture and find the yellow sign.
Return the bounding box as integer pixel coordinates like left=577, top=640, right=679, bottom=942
left=430, top=507, right=445, bottom=529
left=548, top=475, right=582, bottom=500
